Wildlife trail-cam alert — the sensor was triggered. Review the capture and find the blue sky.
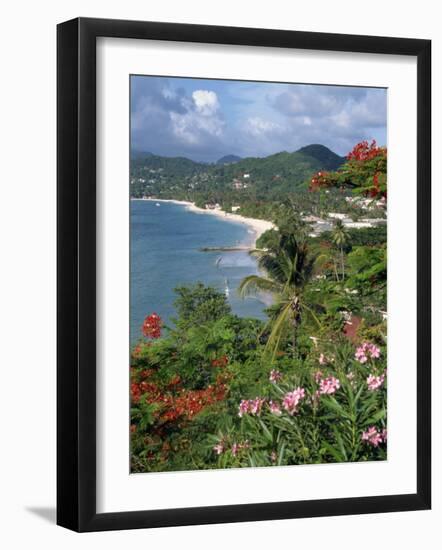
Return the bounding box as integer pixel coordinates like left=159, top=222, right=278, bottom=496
left=131, top=76, right=387, bottom=162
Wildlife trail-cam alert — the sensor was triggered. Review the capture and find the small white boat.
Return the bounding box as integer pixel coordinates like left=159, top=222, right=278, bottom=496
left=155, top=203, right=161, bottom=207
left=224, top=278, right=230, bottom=297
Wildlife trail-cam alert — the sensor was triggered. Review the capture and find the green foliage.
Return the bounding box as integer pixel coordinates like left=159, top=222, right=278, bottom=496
left=173, top=282, right=231, bottom=328
left=347, top=246, right=387, bottom=295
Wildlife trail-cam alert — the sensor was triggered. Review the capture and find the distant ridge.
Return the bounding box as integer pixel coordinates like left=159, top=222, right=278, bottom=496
left=217, top=154, right=242, bottom=165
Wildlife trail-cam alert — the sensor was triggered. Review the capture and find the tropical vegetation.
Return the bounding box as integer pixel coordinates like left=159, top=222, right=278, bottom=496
left=130, top=141, right=387, bottom=473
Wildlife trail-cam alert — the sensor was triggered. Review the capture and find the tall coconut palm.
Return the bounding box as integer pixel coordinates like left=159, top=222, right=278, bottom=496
left=239, top=232, right=318, bottom=359
left=331, top=219, right=350, bottom=281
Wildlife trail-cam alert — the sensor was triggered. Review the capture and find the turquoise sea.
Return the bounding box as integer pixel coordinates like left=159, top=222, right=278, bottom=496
left=130, top=200, right=268, bottom=342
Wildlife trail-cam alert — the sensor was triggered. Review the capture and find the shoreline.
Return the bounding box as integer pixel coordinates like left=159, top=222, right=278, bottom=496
left=134, top=198, right=274, bottom=247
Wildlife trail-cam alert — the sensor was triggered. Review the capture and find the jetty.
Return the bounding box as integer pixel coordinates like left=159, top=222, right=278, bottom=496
left=199, top=246, right=251, bottom=252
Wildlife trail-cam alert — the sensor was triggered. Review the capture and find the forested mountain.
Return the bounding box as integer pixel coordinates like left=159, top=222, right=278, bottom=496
left=217, top=154, right=242, bottom=165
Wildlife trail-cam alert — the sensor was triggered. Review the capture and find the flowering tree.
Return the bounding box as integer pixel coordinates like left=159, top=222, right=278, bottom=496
left=309, top=140, right=387, bottom=201
left=142, top=312, right=162, bottom=339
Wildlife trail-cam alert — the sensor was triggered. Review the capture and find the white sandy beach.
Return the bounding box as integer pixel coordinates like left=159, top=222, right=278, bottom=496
left=139, top=198, right=274, bottom=246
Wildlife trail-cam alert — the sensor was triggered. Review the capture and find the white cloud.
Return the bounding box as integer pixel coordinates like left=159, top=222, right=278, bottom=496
left=192, top=90, right=220, bottom=116
left=245, top=117, right=282, bottom=137
left=169, top=91, right=224, bottom=145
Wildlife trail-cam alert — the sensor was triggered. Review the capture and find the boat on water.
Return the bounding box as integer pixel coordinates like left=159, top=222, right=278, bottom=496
left=224, top=278, right=230, bottom=297
left=155, top=203, right=161, bottom=207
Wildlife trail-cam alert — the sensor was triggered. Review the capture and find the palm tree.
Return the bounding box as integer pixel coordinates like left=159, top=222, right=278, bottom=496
left=239, top=232, right=318, bottom=359
left=331, top=219, right=350, bottom=281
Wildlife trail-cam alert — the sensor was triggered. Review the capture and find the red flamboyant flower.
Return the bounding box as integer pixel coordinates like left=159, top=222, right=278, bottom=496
left=347, top=140, right=386, bottom=162
left=309, top=170, right=329, bottom=191
left=131, top=383, right=142, bottom=403
left=142, top=312, right=162, bottom=339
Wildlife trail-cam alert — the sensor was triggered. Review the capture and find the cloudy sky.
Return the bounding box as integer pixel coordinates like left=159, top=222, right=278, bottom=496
left=131, top=76, right=387, bottom=162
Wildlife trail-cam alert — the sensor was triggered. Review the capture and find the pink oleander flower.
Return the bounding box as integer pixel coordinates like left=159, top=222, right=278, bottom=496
left=239, top=397, right=265, bottom=417
left=361, top=426, right=384, bottom=447
left=213, top=443, right=224, bottom=455
left=355, top=351, right=368, bottom=364
left=319, top=376, right=340, bottom=395
left=355, top=342, right=382, bottom=364
left=238, top=399, right=250, bottom=417
left=249, top=397, right=265, bottom=415
left=270, top=451, right=277, bottom=463
left=269, top=400, right=282, bottom=416
left=314, top=370, right=323, bottom=383
left=269, top=369, right=283, bottom=383
left=282, top=387, right=305, bottom=415
left=381, top=428, right=387, bottom=442
left=367, top=372, right=386, bottom=391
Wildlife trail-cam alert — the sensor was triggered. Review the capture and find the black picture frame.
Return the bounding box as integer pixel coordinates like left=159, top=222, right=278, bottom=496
left=57, top=17, right=431, bottom=532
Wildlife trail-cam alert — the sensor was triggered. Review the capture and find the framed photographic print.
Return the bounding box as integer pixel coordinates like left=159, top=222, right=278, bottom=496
left=57, top=17, right=431, bottom=532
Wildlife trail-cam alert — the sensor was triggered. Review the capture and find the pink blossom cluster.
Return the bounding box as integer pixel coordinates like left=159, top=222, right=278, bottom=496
left=268, top=400, right=282, bottom=416
left=361, top=426, right=387, bottom=447
left=355, top=342, right=381, bottom=364
left=319, top=376, right=341, bottom=395
left=213, top=442, right=225, bottom=455
left=238, top=397, right=265, bottom=417
left=367, top=372, right=386, bottom=391
left=282, top=387, right=306, bottom=415
left=269, top=369, right=283, bottom=383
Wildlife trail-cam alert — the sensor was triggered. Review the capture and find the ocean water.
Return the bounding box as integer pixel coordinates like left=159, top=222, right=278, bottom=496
left=130, top=200, right=268, bottom=342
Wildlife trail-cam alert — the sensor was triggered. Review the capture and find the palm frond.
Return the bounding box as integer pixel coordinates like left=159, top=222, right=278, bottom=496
left=238, top=275, right=282, bottom=298
left=264, top=301, right=293, bottom=360
left=257, top=254, right=290, bottom=284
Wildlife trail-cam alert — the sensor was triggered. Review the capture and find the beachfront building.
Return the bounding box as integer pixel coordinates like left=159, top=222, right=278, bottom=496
left=344, top=221, right=377, bottom=229
left=205, top=203, right=222, bottom=210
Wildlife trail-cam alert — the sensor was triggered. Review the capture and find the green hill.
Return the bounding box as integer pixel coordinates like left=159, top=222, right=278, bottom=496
left=217, top=154, right=242, bottom=165
left=130, top=145, right=346, bottom=214
left=297, top=144, right=344, bottom=170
